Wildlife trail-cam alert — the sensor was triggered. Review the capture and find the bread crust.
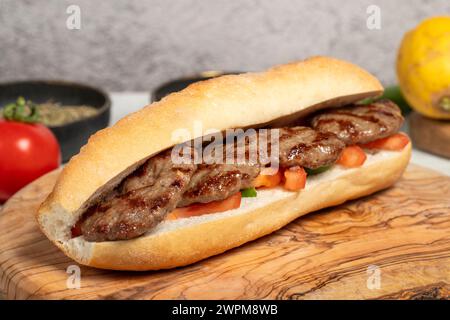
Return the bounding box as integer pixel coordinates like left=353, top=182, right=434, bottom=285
left=36, top=56, right=390, bottom=270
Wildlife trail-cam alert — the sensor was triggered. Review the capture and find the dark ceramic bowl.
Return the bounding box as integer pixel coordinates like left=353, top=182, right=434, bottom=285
left=0, top=80, right=110, bottom=162
left=151, top=71, right=240, bottom=102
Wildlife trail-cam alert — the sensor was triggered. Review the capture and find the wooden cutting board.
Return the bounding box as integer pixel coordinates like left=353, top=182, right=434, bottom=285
left=409, top=111, right=450, bottom=159
left=0, top=164, right=449, bottom=300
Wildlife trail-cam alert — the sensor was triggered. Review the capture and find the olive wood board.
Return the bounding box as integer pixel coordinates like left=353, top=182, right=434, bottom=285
left=0, top=164, right=449, bottom=300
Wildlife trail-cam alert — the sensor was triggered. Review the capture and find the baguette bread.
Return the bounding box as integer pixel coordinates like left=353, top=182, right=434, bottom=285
left=37, top=56, right=409, bottom=271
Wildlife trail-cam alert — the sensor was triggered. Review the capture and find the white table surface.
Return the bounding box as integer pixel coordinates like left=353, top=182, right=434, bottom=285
left=109, top=92, right=450, bottom=177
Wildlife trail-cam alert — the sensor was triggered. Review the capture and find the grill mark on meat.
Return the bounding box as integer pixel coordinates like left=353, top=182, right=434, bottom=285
left=278, top=127, right=345, bottom=169
left=184, top=170, right=241, bottom=199
left=311, top=100, right=403, bottom=145
left=178, top=164, right=259, bottom=207
left=313, top=118, right=361, bottom=142
left=286, top=131, right=337, bottom=158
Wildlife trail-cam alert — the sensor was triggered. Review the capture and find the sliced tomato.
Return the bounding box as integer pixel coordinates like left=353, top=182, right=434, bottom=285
left=166, top=192, right=242, bottom=221
left=283, top=166, right=307, bottom=191
left=252, top=169, right=282, bottom=188
left=337, top=145, right=367, bottom=168
left=361, top=133, right=410, bottom=151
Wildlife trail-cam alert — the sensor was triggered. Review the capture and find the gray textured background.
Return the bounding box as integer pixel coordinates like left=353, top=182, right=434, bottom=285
left=1, top=0, right=449, bottom=92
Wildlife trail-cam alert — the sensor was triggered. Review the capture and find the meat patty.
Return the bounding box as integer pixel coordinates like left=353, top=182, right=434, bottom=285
left=277, top=127, right=345, bottom=169
left=179, top=126, right=343, bottom=205
left=80, top=150, right=196, bottom=241
left=178, top=134, right=261, bottom=206
left=311, top=100, right=403, bottom=145
left=120, top=146, right=197, bottom=194
left=179, top=163, right=260, bottom=207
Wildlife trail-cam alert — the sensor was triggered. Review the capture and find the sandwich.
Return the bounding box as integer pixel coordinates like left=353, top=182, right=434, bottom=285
left=37, top=56, right=411, bottom=271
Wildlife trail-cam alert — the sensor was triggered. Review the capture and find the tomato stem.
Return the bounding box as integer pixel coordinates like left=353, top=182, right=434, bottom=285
left=3, top=97, right=40, bottom=123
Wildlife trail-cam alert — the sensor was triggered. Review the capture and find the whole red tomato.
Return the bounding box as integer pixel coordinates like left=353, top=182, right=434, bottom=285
left=0, top=119, right=61, bottom=202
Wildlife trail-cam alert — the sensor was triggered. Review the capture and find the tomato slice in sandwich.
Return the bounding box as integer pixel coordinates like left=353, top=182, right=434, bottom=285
left=361, top=133, right=410, bottom=151
left=166, top=192, right=242, bottom=220
left=337, top=145, right=367, bottom=168
left=283, top=166, right=307, bottom=191
left=252, top=168, right=283, bottom=188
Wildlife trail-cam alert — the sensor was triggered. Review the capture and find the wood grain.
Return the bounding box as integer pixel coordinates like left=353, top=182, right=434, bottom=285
left=0, top=165, right=449, bottom=300
left=409, top=111, right=450, bottom=159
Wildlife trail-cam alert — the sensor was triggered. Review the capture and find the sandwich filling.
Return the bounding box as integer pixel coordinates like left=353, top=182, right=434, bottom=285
left=73, top=100, right=405, bottom=242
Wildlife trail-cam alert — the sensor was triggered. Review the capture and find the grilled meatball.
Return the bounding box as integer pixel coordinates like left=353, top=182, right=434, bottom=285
left=311, top=100, right=404, bottom=145
left=277, top=127, right=345, bottom=169
left=179, top=163, right=260, bottom=207
left=80, top=150, right=196, bottom=241
left=121, top=146, right=198, bottom=193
